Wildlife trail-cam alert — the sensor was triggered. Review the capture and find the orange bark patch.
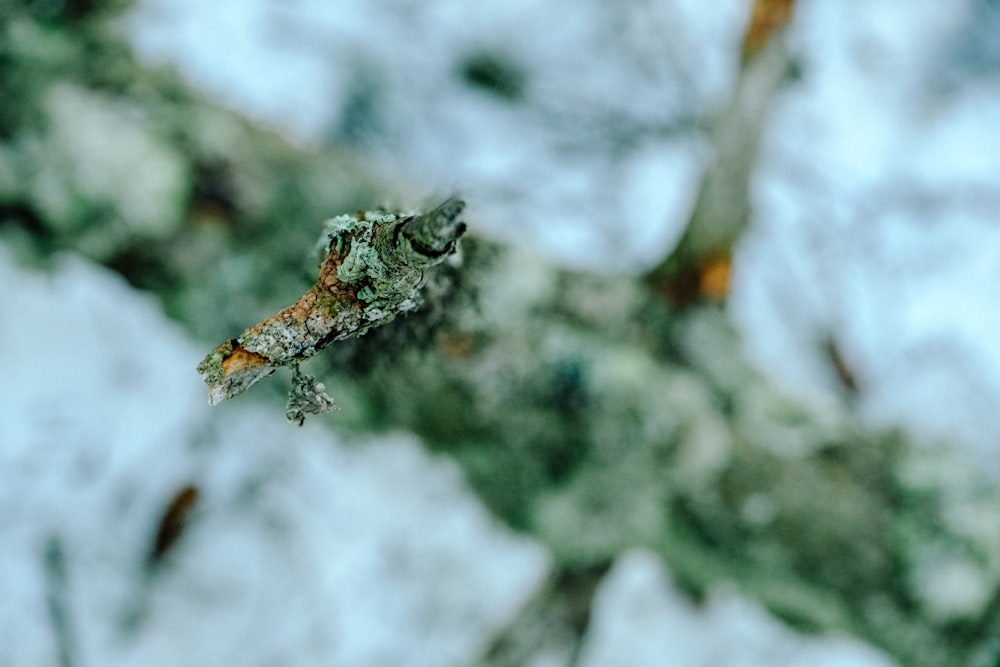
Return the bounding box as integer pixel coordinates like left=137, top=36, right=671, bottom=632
left=742, top=0, right=795, bottom=61
left=221, top=346, right=269, bottom=375
left=698, top=254, right=732, bottom=301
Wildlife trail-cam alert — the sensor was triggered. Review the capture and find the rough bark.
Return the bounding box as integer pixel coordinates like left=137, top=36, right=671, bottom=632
left=197, top=201, right=466, bottom=409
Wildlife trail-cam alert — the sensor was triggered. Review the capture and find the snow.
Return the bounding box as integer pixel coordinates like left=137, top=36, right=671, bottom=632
left=577, top=549, right=897, bottom=667
left=0, top=247, right=549, bottom=666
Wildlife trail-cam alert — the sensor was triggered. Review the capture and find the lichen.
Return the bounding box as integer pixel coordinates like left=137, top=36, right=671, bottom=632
left=241, top=318, right=314, bottom=360
left=197, top=200, right=466, bottom=413
left=285, top=364, right=338, bottom=426
left=316, top=211, right=399, bottom=271
left=195, top=339, right=234, bottom=386
left=316, top=212, right=369, bottom=266
left=337, top=232, right=381, bottom=284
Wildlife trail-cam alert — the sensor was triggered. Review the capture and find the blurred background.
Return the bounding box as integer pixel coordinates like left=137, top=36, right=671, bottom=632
left=2, top=0, right=1000, bottom=665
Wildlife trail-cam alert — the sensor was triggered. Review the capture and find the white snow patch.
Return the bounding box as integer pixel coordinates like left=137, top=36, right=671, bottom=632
left=577, top=549, right=897, bottom=667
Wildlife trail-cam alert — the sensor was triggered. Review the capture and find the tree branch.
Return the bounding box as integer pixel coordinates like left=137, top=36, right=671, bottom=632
left=197, top=200, right=467, bottom=407
left=646, top=0, right=797, bottom=306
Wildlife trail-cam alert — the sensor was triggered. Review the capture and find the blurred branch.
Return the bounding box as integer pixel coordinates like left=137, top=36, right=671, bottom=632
left=646, top=0, right=798, bottom=307
left=741, top=0, right=796, bottom=62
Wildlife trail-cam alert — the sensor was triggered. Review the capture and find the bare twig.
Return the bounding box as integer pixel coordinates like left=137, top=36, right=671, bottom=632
left=646, top=0, right=797, bottom=306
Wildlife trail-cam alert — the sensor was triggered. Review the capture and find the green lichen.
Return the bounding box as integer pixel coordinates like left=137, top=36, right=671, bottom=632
left=315, top=211, right=401, bottom=271
left=195, top=339, right=234, bottom=386
left=316, top=212, right=372, bottom=266
left=323, top=211, right=431, bottom=324
left=337, top=233, right=381, bottom=284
